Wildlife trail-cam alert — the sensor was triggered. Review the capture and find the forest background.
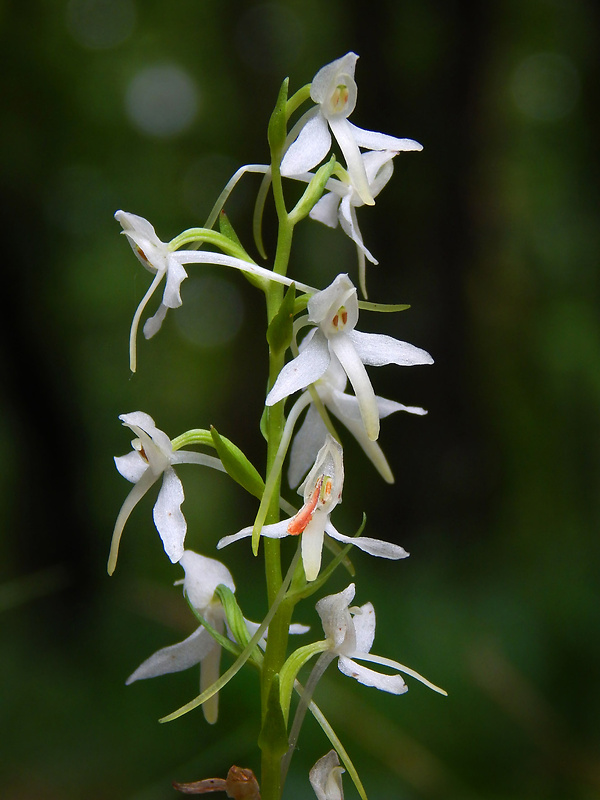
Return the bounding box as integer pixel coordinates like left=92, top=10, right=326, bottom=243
left=1, top=1, right=599, bottom=798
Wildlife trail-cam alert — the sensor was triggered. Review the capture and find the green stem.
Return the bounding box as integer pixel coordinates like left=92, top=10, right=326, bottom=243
left=260, top=154, right=298, bottom=800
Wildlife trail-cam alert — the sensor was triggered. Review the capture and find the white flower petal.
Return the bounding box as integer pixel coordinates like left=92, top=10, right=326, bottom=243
left=311, top=52, right=358, bottom=105
left=348, top=329, right=433, bottom=367
left=310, top=750, right=345, bottom=800
left=346, top=122, right=423, bottom=153
left=301, top=510, right=328, bottom=581
left=126, top=626, right=215, bottom=684
left=329, top=116, right=374, bottom=206
left=142, top=302, right=169, bottom=339
left=108, top=467, right=160, bottom=575
left=114, top=450, right=147, bottom=483
left=217, top=519, right=290, bottom=549
left=281, top=113, right=332, bottom=176
left=309, top=191, right=342, bottom=228
left=163, top=257, right=188, bottom=308
left=326, top=523, right=409, bottom=560
left=266, top=331, right=331, bottom=406
left=316, top=583, right=356, bottom=648
left=329, top=333, right=379, bottom=441
left=153, top=467, right=186, bottom=563
left=180, top=550, right=236, bottom=610
left=350, top=602, right=376, bottom=653
left=337, top=655, right=408, bottom=694
left=200, top=635, right=222, bottom=724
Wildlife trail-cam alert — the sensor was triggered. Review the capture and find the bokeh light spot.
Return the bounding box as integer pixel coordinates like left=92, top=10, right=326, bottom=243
left=125, top=64, right=199, bottom=138
left=66, top=0, right=136, bottom=50
left=175, top=275, right=244, bottom=348
left=511, top=52, right=580, bottom=121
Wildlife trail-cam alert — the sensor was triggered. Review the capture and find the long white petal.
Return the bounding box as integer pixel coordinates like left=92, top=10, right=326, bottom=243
left=171, top=451, right=225, bottom=472
left=348, top=330, right=433, bottom=367
left=329, top=117, right=374, bottom=206
left=301, top=510, right=328, bottom=581
left=346, top=122, right=423, bottom=153
left=338, top=655, right=408, bottom=694
left=163, top=257, right=188, bottom=308
left=108, top=468, right=160, bottom=575
left=142, top=302, right=168, bottom=339
left=114, top=451, right=147, bottom=484
left=266, top=331, right=330, bottom=406
left=329, top=334, right=379, bottom=441
left=326, top=523, right=409, bottom=560
left=281, top=113, right=332, bottom=176
left=173, top=250, right=315, bottom=294
left=126, top=626, right=216, bottom=684
left=217, top=519, right=290, bottom=549
left=352, top=652, right=447, bottom=695
left=153, top=467, right=186, bottom=563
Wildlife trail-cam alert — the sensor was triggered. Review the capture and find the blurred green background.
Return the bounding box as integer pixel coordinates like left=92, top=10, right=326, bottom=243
left=2, top=1, right=599, bottom=798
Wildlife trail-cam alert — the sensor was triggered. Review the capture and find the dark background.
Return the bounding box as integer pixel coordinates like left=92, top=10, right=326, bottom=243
left=2, top=1, right=599, bottom=798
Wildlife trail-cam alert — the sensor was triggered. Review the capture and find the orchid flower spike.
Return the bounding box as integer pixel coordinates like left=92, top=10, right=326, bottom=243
left=316, top=584, right=447, bottom=696
left=308, top=149, right=398, bottom=297
left=280, top=52, right=422, bottom=207
left=115, top=211, right=188, bottom=372
left=217, top=436, right=408, bottom=581
left=108, top=412, right=224, bottom=575
left=288, top=353, right=427, bottom=488
left=126, top=551, right=307, bottom=723
left=310, top=751, right=345, bottom=800
left=126, top=551, right=236, bottom=724
left=266, top=274, right=433, bottom=442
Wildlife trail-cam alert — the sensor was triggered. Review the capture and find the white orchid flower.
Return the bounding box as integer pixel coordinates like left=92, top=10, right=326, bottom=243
left=280, top=52, right=422, bottom=207
left=126, top=550, right=308, bottom=724
left=308, top=150, right=397, bottom=297
left=316, top=584, right=447, bottom=695
left=288, top=353, right=427, bottom=488
left=266, top=274, right=433, bottom=442
left=310, top=751, right=345, bottom=800
left=115, top=211, right=188, bottom=372
left=108, top=412, right=224, bottom=575
left=115, top=210, right=316, bottom=372
left=126, top=551, right=236, bottom=724
left=217, top=436, right=407, bottom=581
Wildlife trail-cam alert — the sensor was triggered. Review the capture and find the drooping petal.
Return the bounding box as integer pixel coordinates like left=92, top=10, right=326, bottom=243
left=346, top=122, right=423, bottom=153
left=328, top=333, right=379, bottom=440
left=114, top=450, right=147, bottom=483
left=266, top=331, right=331, bottom=406
left=348, top=329, right=434, bottom=367
left=363, top=150, right=395, bottom=198
left=153, top=467, right=186, bottom=563
left=281, top=112, right=332, bottom=177
left=125, top=626, right=216, bottom=684
left=337, top=655, right=408, bottom=694
left=142, top=302, right=168, bottom=339
left=108, top=467, right=160, bottom=575
left=309, top=191, right=342, bottom=228
left=301, top=509, right=328, bottom=581
left=199, top=632, right=222, bottom=724
left=337, top=196, right=377, bottom=264
left=163, top=257, right=188, bottom=308
left=325, top=523, right=409, bottom=560
left=328, top=116, right=374, bottom=206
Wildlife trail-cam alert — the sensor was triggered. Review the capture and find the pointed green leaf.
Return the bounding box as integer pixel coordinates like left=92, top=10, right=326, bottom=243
left=215, top=585, right=263, bottom=665
left=218, top=209, right=244, bottom=249
left=279, top=640, right=329, bottom=722
left=267, top=283, right=296, bottom=356
left=258, top=674, right=289, bottom=757
left=289, top=156, right=337, bottom=224
left=268, top=77, right=289, bottom=160
left=210, top=427, right=265, bottom=500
